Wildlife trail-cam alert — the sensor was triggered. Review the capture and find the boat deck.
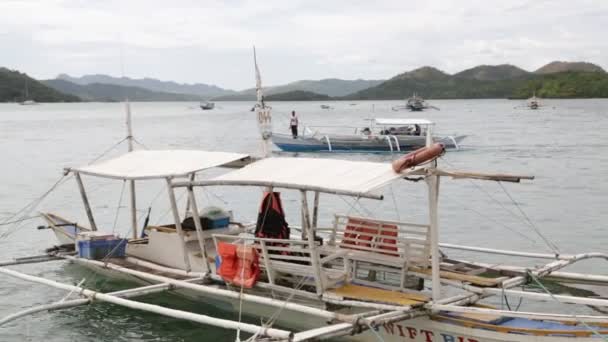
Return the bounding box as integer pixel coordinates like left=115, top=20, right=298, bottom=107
left=328, top=284, right=429, bottom=306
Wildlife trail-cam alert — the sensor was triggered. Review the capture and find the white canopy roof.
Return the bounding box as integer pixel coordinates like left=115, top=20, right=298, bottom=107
left=71, top=150, right=249, bottom=180
left=181, top=157, right=406, bottom=199
left=374, top=118, right=434, bottom=126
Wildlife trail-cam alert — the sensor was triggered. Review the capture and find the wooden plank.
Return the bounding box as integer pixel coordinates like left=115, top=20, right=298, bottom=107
left=328, top=284, right=429, bottom=306
left=412, top=267, right=501, bottom=287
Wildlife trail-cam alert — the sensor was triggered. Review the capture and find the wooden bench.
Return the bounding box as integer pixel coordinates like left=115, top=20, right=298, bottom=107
left=324, top=214, right=432, bottom=290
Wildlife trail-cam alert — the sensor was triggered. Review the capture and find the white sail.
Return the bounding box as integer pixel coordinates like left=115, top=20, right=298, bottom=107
left=253, top=46, right=272, bottom=157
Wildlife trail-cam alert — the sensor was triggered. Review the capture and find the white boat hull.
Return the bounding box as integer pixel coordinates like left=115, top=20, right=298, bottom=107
left=71, top=259, right=604, bottom=342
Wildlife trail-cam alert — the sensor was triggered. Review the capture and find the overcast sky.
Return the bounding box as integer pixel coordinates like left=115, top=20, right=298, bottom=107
left=1, top=0, right=606, bottom=90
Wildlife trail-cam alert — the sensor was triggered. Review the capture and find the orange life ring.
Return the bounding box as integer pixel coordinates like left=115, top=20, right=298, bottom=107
left=392, top=143, right=445, bottom=173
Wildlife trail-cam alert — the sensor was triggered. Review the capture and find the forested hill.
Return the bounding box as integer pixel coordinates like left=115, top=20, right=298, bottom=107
left=347, top=62, right=608, bottom=100
left=0, top=68, right=80, bottom=102
left=266, top=90, right=331, bottom=101
left=511, top=72, right=608, bottom=99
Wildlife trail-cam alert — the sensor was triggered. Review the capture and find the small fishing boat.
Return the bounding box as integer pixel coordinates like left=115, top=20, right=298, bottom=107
left=320, top=104, right=333, bottom=109
left=272, top=118, right=466, bottom=152
left=392, top=93, right=437, bottom=112
left=528, top=93, right=540, bottom=110
left=200, top=101, right=215, bottom=110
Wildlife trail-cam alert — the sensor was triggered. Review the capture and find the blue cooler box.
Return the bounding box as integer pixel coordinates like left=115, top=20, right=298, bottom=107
left=78, top=238, right=127, bottom=260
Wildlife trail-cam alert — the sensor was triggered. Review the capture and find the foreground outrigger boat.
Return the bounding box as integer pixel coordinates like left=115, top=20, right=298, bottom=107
left=272, top=118, right=466, bottom=152
left=2, top=136, right=608, bottom=341
left=2, top=49, right=608, bottom=342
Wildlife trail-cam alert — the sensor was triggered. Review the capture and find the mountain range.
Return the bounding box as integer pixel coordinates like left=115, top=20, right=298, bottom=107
left=348, top=61, right=607, bottom=100
left=2, top=60, right=606, bottom=103
left=213, top=78, right=384, bottom=100
left=57, top=74, right=233, bottom=98
left=43, top=79, right=205, bottom=102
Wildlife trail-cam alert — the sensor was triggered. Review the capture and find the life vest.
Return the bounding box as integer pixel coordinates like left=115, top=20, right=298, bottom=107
left=255, top=192, right=290, bottom=254
left=341, top=218, right=399, bottom=256
left=216, top=242, right=260, bottom=288
left=217, top=242, right=238, bottom=280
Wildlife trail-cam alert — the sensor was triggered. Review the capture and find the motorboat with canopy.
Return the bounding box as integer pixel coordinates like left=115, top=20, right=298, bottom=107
left=272, top=118, right=466, bottom=152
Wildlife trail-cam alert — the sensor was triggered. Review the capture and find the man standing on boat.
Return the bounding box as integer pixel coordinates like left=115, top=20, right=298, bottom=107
left=289, top=111, right=299, bottom=138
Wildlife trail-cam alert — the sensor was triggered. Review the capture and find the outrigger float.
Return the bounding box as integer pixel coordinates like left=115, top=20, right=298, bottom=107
left=2, top=51, right=608, bottom=342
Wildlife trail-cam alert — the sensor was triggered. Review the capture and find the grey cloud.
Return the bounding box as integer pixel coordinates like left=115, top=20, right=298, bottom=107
left=0, top=0, right=606, bottom=89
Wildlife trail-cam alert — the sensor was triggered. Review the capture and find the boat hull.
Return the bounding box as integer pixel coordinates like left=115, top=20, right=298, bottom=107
left=272, top=133, right=466, bottom=152
left=41, top=213, right=90, bottom=245
left=70, top=259, right=604, bottom=342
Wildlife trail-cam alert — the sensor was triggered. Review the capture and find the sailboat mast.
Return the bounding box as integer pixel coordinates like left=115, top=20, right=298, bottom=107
left=125, top=100, right=138, bottom=239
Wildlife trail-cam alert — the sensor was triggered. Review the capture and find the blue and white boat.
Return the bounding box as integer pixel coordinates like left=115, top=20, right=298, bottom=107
left=272, top=118, right=466, bottom=152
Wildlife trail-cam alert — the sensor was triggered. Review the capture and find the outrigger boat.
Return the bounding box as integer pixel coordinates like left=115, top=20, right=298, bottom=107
left=392, top=93, right=438, bottom=112
left=528, top=94, right=540, bottom=110
left=201, top=101, right=215, bottom=110
left=272, top=118, right=465, bottom=152
left=3, top=127, right=608, bottom=341
left=2, top=49, right=608, bottom=342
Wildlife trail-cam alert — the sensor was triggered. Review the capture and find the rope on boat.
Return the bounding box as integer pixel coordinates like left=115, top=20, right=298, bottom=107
left=527, top=271, right=608, bottom=341
left=0, top=174, right=71, bottom=239
left=440, top=156, right=560, bottom=254
left=497, top=181, right=561, bottom=255
left=0, top=216, right=41, bottom=226
left=112, top=181, right=127, bottom=234
left=86, top=137, right=129, bottom=165
left=132, top=137, right=149, bottom=150
left=439, top=192, right=538, bottom=243
left=366, top=321, right=387, bottom=342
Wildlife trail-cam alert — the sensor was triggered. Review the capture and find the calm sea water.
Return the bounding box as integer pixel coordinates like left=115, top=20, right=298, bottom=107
left=0, top=99, right=607, bottom=341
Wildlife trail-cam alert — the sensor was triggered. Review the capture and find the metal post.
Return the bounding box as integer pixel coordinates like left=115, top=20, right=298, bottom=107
left=186, top=185, right=211, bottom=272
left=427, top=170, right=441, bottom=302
left=74, top=172, right=97, bottom=231
left=126, top=100, right=137, bottom=239
left=166, top=178, right=192, bottom=272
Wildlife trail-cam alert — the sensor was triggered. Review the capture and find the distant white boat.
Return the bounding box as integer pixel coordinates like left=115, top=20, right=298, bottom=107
left=19, top=77, right=38, bottom=105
